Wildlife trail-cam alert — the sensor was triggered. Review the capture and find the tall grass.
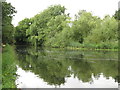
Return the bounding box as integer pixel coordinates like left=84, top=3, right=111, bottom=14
left=2, top=45, right=17, bottom=88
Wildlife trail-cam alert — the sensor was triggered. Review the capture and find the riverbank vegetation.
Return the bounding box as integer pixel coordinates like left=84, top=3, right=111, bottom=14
left=2, top=2, right=17, bottom=88
left=2, top=2, right=16, bottom=44
left=1, top=1, right=119, bottom=88
left=2, top=1, right=119, bottom=50
left=14, top=5, right=119, bottom=50
left=2, top=45, right=17, bottom=88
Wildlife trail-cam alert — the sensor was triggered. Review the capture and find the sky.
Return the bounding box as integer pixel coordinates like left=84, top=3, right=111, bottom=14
left=6, top=0, right=119, bottom=26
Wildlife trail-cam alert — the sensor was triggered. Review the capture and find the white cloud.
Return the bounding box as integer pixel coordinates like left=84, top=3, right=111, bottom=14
left=6, top=0, right=119, bottom=26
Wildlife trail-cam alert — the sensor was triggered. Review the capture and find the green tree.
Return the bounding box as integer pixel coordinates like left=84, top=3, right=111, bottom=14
left=85, top=15, right=118, bottom=49
left=44, top=14, right=71, bottom=47
left=15, top=18, right=32, bottom=44
left=113, top=9, right=120, bottom=49
left=2, top=2, right=16, bottom=44
left=26, top=5, right=67, bottom=46
left=113, top=9, right=120, bottom=20
left=71, top=10, right=100, bottom=44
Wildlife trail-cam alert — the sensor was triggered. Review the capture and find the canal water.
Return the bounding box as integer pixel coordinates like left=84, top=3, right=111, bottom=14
left=15, top=46, right=118, bottom=88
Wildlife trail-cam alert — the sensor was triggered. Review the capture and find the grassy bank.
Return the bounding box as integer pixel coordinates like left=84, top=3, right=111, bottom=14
left=46, top=42, right=118, bottom=51
left=2, top=45, right=17, bottom=88
left=66, top=47, right=118, bottom=52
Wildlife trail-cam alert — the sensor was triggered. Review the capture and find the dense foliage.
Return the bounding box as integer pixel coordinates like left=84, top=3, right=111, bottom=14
left=26, top=5, right=69, bottom=46
left=113, top=9, right=120, bottom=20
left=15, top=5, right=118, bottom=49
left=2, top=2, right=118, bottom=49
left=15, top=18, right=32, bottom=44
left=2, top=2, right=16, bottom=44
left=1, top=2, right=17, bottom=89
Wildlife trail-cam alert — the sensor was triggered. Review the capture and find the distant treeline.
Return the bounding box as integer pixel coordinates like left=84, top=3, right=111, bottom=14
left=2, top=2, right=120, bottom=49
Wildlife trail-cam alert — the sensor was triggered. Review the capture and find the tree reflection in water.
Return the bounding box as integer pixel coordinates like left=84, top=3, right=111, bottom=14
left=15, top=45, right=118, bottom=86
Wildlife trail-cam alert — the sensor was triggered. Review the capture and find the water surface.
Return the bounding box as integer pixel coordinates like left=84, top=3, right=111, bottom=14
left=15, top=46, right=118, bottom=88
